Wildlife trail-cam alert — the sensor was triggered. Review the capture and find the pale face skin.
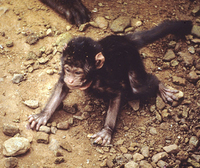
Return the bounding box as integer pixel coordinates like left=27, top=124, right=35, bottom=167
left=64, top=65, right=86, bottom=89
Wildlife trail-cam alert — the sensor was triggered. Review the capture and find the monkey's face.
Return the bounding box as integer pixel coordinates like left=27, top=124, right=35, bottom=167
left=64, top=64, right=91, bottom=90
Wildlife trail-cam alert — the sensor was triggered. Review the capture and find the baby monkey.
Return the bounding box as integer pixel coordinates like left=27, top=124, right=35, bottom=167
left=28, top=20, right=192, bottom=145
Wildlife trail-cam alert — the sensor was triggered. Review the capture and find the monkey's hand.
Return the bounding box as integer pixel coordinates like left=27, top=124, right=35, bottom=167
left=158, top=83, right=179, bottom=103
left=92, top=126, right=113, bottom=146
left=64, top=0, right=90, bottom=26
left=27, top=112, right=51, bottom=131
left=40, top=0, right=90, bottom=26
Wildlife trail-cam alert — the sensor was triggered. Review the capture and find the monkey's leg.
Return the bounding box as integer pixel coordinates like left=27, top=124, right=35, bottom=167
left=39, top=0, right=90, bottom=26
left=28, top=80, right=69, bottom=130
left=129, top=72, right=178, bottom=102
left=92, top=93, right=121, bottom=145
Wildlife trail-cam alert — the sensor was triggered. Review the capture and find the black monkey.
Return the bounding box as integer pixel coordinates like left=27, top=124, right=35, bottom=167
left=28, top=20, right=193, bottom=145
left=39, top=0, right=90, bottom=26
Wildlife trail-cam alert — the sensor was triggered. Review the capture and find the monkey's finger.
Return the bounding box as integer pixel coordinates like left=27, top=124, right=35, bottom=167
left=165, top=92, right=178, bottom=101
left=91, top=133, right=98, bottom=138
left=166, top=96, right=173, bottom=102
left=171, top=94, right=178, bottom=101
left=30, top=120, right=37, bottom=129
left=36, top=119, right=47, bottom=130
left=102, top=135, right=110, bottom=146
left=159, top=93, right=167, bottom=103
left=165, top=88, right=179, bottom=93
left=94, top=137, right=102, bottom=144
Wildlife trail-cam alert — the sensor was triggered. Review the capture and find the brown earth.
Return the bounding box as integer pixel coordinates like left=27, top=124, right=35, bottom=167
left=0, top=0, right=199, bottom=167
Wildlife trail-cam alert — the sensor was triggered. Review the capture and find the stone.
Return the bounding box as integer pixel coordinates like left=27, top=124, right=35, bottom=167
left=163, top=144, right=179, bottom=153
left=38, top=57, right=49, bottom=64
left=131, top=19, right=142, bottom=28
left=39, top=126, right=51, bottom=134
left=124, top=154, right=133, bottom=160
left=26, top=34, right=39, bottom=45
left=189, top=136, right=199, bottom=147
left=26, top=51, right=37, bottom=60
left=12, top=74, right=24, bottom=84
left=187, top=158, right=200, bottom=168
left=57, top=121, right=69, bottom=130
left=51, top=126, right=57, bottom=134
left=125, top=161, right=139, bottom=168
left=106, top=157, right=114, bottom=168
left=54, top=157, right=65, bottom=164
left=3, top=124, right=20, bottom=137
left=157, top=160, right=169, bottom=168
left=3, top=137, right=30, bottom=156
left=60, top=141, right=72, bottom=152
left=110, top=16, right=131, bottom=33
left=120, top=146, right=128, bottom=153
left=155, top=111, right=162, bottom=122
left=56, top=32, right=73, bottom=49
left=177, top=150, right=189, bottom=160
left=152, top=152, right=168, bottom=163
left=149, top=127, right=157, bottom=135
left=23, top=100, right=39, bottom=109
left=79, top=22, right=90, bottom=32
left=6, top=41, right=14, bottom=47
left=163, top=49, right=176, bottom=61
left=95, top=16, right=108, bottom=29
left=191, top=154, right=200, bottom=162
left=195, top=59, right=200, bottom=70
left=4, top=157, right=18, bottom=168
left=187, top=71, right=199, bottom=83
left=172, top=76, right=186, bottom=86
left=161, top=109, right=170, bottom=120
left=178, top=51, right=194, bottom=67
left=156, top=96, right=165, bottom=110
left=188, top=46, right=195, bottom=54
left=140, top=160, right=153, bottom=168
left=36, top=132, right=49, bottom=144
left=141, top=146, right=150, bottom=157
left=49, top=139, right=60, bottom=151
left=132, top=153, right=144, bottom=161
left=191, top=25, right=200, bottom=37
left=115, top=155, right=126, bottom=165
left=192, top=6, right=200, bottom=16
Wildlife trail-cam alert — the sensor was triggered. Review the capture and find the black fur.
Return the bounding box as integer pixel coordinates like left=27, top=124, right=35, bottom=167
left=62, top=20, right=193, bottom=100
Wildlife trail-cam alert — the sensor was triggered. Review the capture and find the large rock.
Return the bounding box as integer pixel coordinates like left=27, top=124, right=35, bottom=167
left=3, top=137, right=30, bottom=156
left=110, top=16, right=131, bottom=33
left=3, top=124, right=20, bottom=137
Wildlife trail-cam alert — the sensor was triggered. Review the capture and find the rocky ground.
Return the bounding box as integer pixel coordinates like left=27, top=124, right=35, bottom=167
left=0, top=0, right=200, bottom=167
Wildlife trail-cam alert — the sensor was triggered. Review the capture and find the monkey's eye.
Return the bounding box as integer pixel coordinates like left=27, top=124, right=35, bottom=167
left=65, top=68, right=70, bottom=72
left=75, top=71, right=83, bottom=75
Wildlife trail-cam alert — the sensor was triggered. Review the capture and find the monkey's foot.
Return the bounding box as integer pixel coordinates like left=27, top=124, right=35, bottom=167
left=92, top=126, right=113, bottom=146
left=27, top=112, right=50, bottom=131
left=158, top=83, right=179, bottom=103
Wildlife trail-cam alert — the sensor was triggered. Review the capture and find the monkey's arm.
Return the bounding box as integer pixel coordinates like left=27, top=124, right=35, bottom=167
left=92, top=93, right=121, bottom=145
left=28, top=79, right=69, bottom=130
left=39, top=0, right=90, bottom=26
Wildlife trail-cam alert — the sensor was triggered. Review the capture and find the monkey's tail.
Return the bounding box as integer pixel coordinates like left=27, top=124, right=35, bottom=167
left=125, top=20, right=193, bottom=49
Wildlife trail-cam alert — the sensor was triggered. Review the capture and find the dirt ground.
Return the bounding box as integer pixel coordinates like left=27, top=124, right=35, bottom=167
left=0, top=0, right=199, bottom=167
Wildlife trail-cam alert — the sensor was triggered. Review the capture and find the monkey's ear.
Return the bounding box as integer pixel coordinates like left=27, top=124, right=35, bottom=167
left=95, top=52, right=105, bottom=69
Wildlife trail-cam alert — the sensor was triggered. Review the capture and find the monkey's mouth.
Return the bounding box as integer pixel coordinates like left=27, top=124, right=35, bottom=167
left=67, top=80, right=92, bottom=90
left=79, top=80, right=92, bottom=90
